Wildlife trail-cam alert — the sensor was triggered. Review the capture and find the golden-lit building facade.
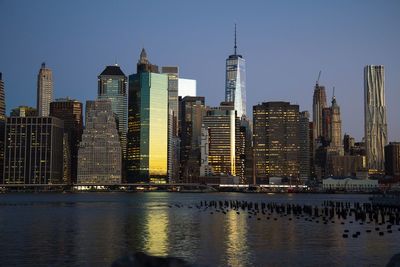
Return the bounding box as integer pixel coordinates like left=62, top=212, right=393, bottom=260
left=127, top=71, right=168, bottom=183
left=253, top=102, right=300, bottom=183
left=202, top=107, right=238, bottom=176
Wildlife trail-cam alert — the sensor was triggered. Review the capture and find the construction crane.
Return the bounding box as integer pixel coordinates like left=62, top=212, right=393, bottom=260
left=316, top=70, right=322, bottom=86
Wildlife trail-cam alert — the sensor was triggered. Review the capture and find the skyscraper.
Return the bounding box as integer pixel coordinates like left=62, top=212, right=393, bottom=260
left=253, top=102, right=300, bottom=182
left=202, top=105, right=239, bottom=176
left=0, top=73, right=5, bottom=183
left=299, top=111, right=310, bottom=181
left=161, top=67, right=180, bottom=182
left=312, top=79, right=327, bottom=143
left=98, top=65, right=127, bottom=158
left=50, top=98, right=83, bottom=183
left=0, top=72, right=5, bottom=121
left=329, top=93, right=343, bottom=151
left=225, top=24, right=246, bottom=117
left=385, top=142, right=400, bottom=176
left=179, top=96, right=206, bottom=182
left=3, top=117, right=64, bottom=184
left=364, top=65, right=387, bottom=173
left=37, top=62, right=53, bottom=117
left=77, top=99, right=121, bottom=184
left=127, top=49, right=168, bottom=183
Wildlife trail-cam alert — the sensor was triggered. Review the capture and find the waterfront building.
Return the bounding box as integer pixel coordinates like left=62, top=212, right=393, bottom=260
left=385, top=142, right=400, bottom=176
left=253, top=102, right=300, bottom=183
left=299, top=111, right=310, bottom=181
left=161, top=66, right=180, bottom=183
left=178, top=78, right=196, bottom=98
left=0, top=73, right=5, bottom=183
left=179, top=96, right=206, bottom=182
left=202, top=104, right=240, bottom=177
left=127, top=49, right=168, bottom=183
left=322, top=177, right=378, bottom=192
left=37, top=63, right=53, bottom=117
left=3, top=116, right=64, bottom=184
left=50, top=98, right=83, bottom=184
left=10, top=106, right=37, bottom=117
left=364, top=65, right=387, bottom=173
left=225, top=24, right=246, bottom=118
left=98, top=65, right=127, bottom=158
left=0, top=72, right=5, bottom=121
left=77, top=100, right=121, bottom=184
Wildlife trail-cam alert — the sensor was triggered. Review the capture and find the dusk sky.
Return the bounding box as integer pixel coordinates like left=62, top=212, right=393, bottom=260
left=0, top=0, right=399, bottom=141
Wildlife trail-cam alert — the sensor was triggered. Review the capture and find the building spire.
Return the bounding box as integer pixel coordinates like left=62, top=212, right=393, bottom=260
left=234, top=23, right=237, bottom=55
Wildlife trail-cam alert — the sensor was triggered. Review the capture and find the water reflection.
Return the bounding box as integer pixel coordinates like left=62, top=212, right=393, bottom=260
left=143, top=204, right=169, bottom=256
left=225, top=211, right=250, bottom=267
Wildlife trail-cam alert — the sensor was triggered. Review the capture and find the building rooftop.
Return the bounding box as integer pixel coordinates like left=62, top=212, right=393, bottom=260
left=99, top=65, right=126, bottom=76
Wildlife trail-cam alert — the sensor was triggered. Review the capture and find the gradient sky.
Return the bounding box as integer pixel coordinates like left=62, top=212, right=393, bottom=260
left=0, top=0, right=399, bottom=141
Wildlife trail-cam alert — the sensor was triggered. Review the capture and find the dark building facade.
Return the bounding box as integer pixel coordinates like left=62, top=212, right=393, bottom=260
left=3, top=117, right=64, bottom=184
left=50, top=98, right=83, bottom=183
left=0, top=73, right=5, bottom=183
left=253, top=102, right=300, bottom=183
left=178, top=96, right=206, bottom=182
left=385, top=142, right=400, bottom=176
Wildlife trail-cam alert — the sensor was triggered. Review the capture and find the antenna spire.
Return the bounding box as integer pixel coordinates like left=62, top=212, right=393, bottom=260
left=234, top=23, right=237, bottom=55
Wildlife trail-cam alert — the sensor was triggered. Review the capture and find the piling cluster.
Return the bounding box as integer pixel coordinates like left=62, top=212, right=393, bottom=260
left=168, top=200, right=400, bottom=239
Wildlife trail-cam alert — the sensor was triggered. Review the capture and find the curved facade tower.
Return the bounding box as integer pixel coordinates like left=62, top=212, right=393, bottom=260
left=225, top=25, right=246, bottom=117
left=364, top=65, right=387, bottom=172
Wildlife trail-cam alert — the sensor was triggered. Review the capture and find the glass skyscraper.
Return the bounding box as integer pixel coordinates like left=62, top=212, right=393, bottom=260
left=225, top=25, right=246, bottom=117
left=127, top=49, right=168, bottom=183
left=98, top=65, right=127, bottom=158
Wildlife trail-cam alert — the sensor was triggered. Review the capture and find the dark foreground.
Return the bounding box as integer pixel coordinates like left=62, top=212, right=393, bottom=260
left=0, top=192, right=399, bottom=266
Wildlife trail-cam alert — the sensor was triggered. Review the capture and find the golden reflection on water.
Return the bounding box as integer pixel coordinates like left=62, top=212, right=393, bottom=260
left=225, top=211, right=249, bottom=267
left=143, top=206, right=169, bottom=256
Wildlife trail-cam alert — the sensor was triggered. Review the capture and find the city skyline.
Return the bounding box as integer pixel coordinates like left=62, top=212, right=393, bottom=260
left=0, top=1, right=399, bottom=141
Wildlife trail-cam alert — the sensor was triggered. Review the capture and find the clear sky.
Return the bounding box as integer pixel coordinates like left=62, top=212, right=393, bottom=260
left=0, top=0, right=399, bottom=141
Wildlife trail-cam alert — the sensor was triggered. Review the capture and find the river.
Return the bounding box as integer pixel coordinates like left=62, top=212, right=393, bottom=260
left=0, top=192, right=398, bottom=266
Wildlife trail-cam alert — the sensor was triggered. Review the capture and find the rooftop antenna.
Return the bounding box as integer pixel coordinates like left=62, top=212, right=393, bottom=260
left=234, top=23, right=237, bottom=55
left=114, top=57, right=118, bottom=66
left=316, top=70, right=322, bottom=86
left=332, top=86, right=336, bottom=99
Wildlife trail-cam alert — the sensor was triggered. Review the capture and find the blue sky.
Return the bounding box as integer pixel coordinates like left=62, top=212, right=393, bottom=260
left=0, top=0, right=399, bottom=141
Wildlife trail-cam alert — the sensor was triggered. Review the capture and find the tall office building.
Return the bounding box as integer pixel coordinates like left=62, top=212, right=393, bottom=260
left=312, top=81, right=327, bottom=142
left=0, top=73, right=5, bottom=183
left=127, top=49, right=168, bottom=183
left=161, top=67, right=180, bottom=182
left=202, top=105, right=239, bottom=176
left=329, top=94, right=343, bottom=151
left=98, top=65, right=127, bottom=158
left=299, top=111, right=310, bottom=181
left=225, top=25, right=246, bottom=117
left=77, top=100, right=121, bottom=184
left=50, top=98, right=83, bottom=183
left=37, top=63, right=53, bottom=117
left=179, top=96, right=206, bottom=182
left=253, top=102, right=300, bottom=182
left=364, top=65, right=387, bottom=173
left=3, top=117, right=64, bottom=184
left=0, top=72, right=5, bottom=121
